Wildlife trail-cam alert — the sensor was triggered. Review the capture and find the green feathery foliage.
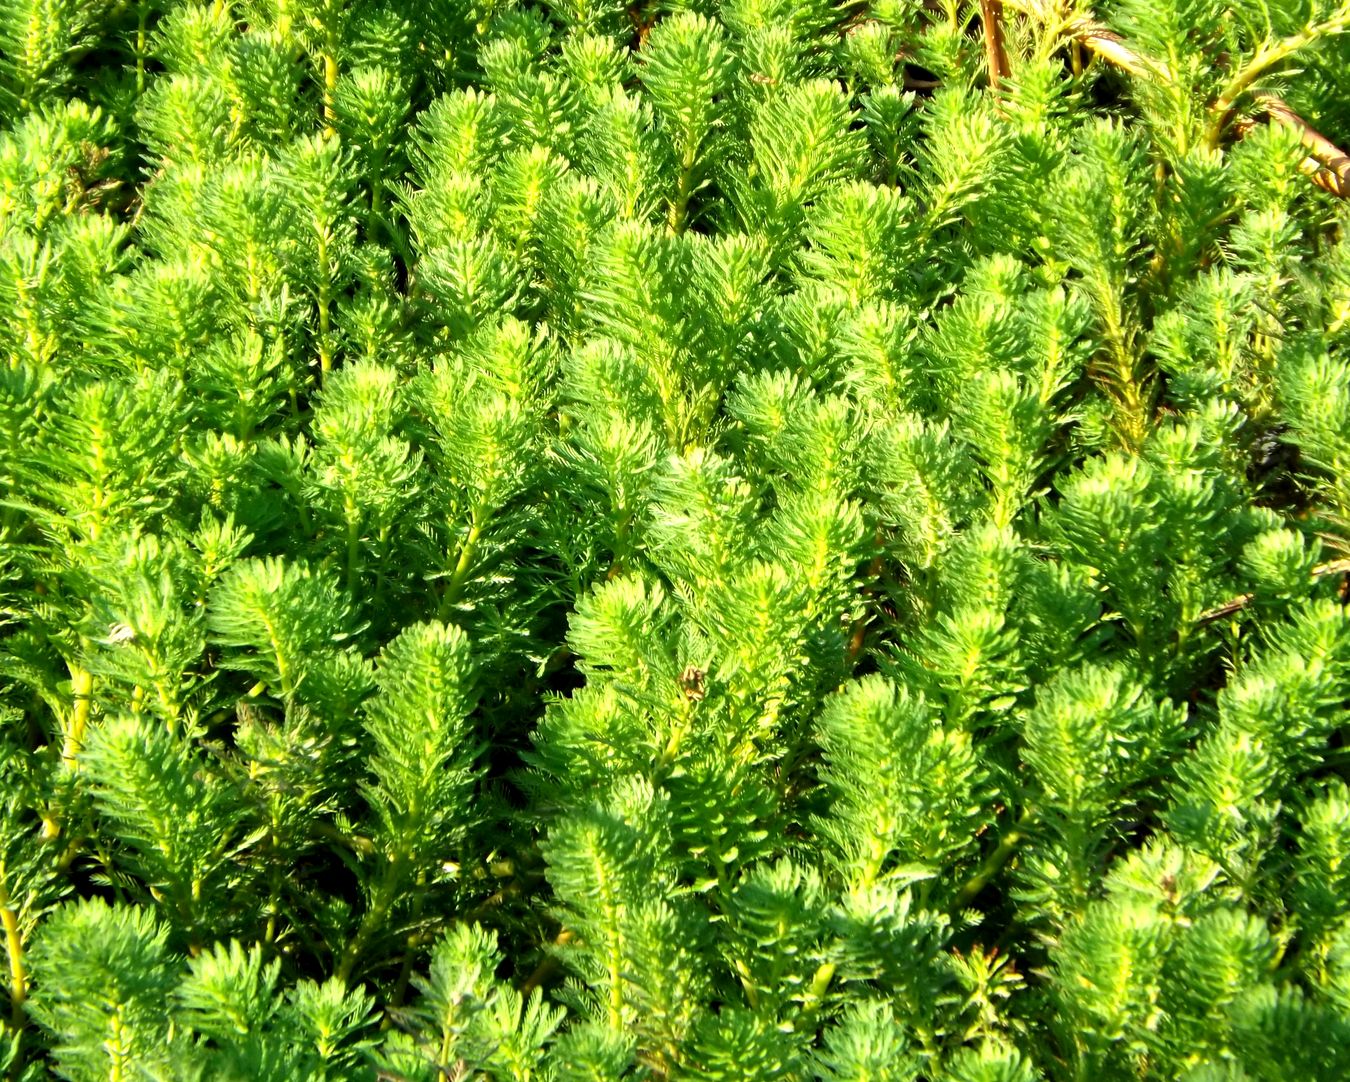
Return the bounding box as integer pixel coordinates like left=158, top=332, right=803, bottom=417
left=1, top=0, right=1350, bottom=1079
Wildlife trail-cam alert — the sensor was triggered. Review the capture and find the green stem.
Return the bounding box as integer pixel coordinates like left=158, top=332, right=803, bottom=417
left=797, top=960, right=836, bottom=1028
left=134, top=3, right=148, bottom=97
left=321, top=50, right=339, bottom=138
left=655, top=699, right=695, bottom=774
left=107, top=1007, right=128, bottom=1082
left=1063, top=817, right=1093, bottom=914
left=519, top=930, right=573, bottom=997
left=263, top=820, right=283, bottom=947
left=344, top=503, right=363, bottom=596
left=337, top=852, right=406, bottom=986
left=389, top=867, right=430, bottom=1008
left=54, top=836, right=82, bottom=874
left=953, top=807, right=1036, bottom=910
left=257, top=608, right=295, bottom=702
left=1205, top=10, right=1350, bottom=150
left=152, top=674, right=181, bottom=736
left=371, top=524, right=391, bottom=612
left=62, top=662, right=93, bottom=768
left=313, top=820, right=376, bottom=857
left=604, top=903, right=624, bottom=1031
left=438, top=512, right=485, bottom=618
left=0, top=878, right=27, bottom=1032
left=668, top=144, right=698, bottom=234
left=367, top=167, right=385, bottom=241
left=1089, top=276, right=1149, bottom=450
left=316, top=229, right=334, bottom=380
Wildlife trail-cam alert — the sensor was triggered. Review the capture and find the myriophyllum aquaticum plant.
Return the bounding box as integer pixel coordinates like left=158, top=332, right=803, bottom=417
left=2, top=0, right=1350, bottom=1079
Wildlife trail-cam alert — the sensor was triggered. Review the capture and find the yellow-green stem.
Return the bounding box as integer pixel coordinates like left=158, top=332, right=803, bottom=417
left=322, top=52, right=339, bottom=138
left=135, top=5, right=148, bottom=96
left=1205, top=13, right=1350, bottom=150
left=668, top=144, right=698, bottom=234
left=801, top=961, right=836, bottom=1018
left=439, top=514, right=485, bottom=618
left=317, top=230, right=334, bottom=379
left=345, top=502, right=363, bottom=595
left=1092, top=286, right=1148, bottom=451
left=62, top=663, right=93, bottom=768
left=256, top=609, right=295, bottom=701
left=954, top=807, right=1036, bottom=910
left=437, top=1031, right=455, bottom=1082
left=153, top=676, right=180, bottom=736
left=107, top=1007, right=127, bottom=1082
left=0, top=880, right=27, bottom=1029
left=337, top=853, right=406, bottom=986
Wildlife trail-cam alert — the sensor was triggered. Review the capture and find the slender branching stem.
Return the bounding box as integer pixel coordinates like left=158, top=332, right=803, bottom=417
left=1205, top=10, right=1350, bottom=151
left=337, top=851, right=406, bottom=986
left=668, top=143, right=699, bottom=234
left=954, top=807, right=1037, bottom=910
left=322, top=50, right=340, bottom=139
left=438, top=511, right=486, bottom=618
left=0, top=878, right=27, bottom=1032
left=316, top=228, right=334, bottom=380
left=62, top=662, right=93, bottom=768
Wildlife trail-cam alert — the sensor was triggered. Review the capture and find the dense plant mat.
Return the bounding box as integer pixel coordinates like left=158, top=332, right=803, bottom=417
left=4, top=0, right=1350, bottom=1078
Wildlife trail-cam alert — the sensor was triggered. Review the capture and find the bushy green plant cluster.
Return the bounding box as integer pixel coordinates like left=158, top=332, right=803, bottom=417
left=2, top=0, right=1350, bottom=1078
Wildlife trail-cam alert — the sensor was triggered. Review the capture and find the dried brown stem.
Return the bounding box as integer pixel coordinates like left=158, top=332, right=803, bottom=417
left=903, top=72, right=942, bottom=90
left=1199, top=557, right=1350, bottom=625
left=981, top=0, right=1012, bottom=88
left=1067, top=19, right=1172, bottom=80
left=1254, top=94, right=1350, bottom=198
left=1068, top=20, right=1350, bottom=199
left=1205, top=12, right=1350, bottom=150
